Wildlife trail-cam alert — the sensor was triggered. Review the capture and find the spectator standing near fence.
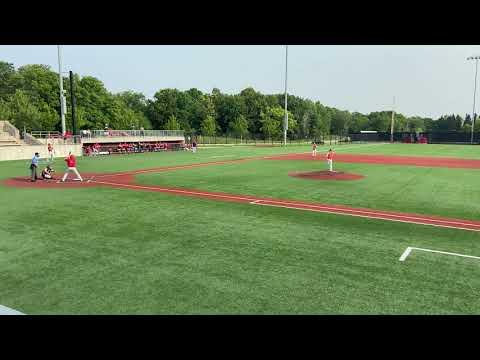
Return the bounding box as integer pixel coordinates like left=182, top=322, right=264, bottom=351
left=61, top=152, right=83, bottom=182
left=312, top=142, right=317, bottom=157
left=192, top=140, right=197, bottom=153
left=47, top=143, right=54, bottom=162
left=29, top=152, right=41, bottom=182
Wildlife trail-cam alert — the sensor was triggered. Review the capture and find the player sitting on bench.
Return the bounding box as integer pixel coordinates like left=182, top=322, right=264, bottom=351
left=41, top=165, right=55, bottom=180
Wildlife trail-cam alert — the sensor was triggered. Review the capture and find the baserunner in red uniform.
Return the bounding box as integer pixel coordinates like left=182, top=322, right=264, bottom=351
left=61, top=152, right=83, bottom=182
left=326, top=148, right=335, bottom=172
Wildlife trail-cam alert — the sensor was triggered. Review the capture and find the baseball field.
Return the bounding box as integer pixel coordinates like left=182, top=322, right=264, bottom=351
left=1, top=142, right=480, bottom=314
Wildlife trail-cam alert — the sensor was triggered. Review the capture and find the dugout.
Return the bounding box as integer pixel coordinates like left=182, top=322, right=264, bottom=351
left=82, top=140, right=185, bottom=155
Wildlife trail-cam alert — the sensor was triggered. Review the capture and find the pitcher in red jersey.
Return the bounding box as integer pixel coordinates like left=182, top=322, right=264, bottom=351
left=326, top=148, right=335, bottom=172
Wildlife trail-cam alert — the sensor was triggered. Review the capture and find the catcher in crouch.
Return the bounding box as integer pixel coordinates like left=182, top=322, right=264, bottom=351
left=41, top=165, right=55, bottom=180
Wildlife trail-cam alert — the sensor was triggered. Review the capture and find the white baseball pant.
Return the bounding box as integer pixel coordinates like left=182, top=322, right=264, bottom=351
left=62, top=167, right=83, bottom=181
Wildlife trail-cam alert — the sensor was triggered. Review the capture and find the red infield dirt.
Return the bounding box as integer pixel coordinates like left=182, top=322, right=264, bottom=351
left=265, top=153, right=480, bottom=169
left=4, top=157, right=480, bottom=232
left=289, top=170, right=365, bottom=181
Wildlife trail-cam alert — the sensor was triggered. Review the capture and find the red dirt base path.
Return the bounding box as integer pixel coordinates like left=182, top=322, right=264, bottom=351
left=266, top=153, right=480, bottom=169
left=4, top=160, right=480, bottom=232
left=289, top=170, right=364, bottom=181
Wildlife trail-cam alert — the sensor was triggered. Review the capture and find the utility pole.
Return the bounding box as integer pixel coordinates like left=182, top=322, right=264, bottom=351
left=390, top=96, right=396, bottom=143
left=69, top=71, right=77, bottom=143
left=467, top=56, right=479, bottom=144
left=57, top=45, right=66, bottom=136
left=284, top=45, right=288, bottom=146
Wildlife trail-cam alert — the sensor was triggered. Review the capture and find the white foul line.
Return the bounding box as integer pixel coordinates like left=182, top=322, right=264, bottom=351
left=250, top=200, right=480, bottom=229
left=399, top=246, right=480, bottom=262
left=90, top=179, right=480, bottom=232
left=253, top=202, right=480, bottom=232
left=399, top=247, right=413, bottom=261
left=0, top=305, right=25, bottom=315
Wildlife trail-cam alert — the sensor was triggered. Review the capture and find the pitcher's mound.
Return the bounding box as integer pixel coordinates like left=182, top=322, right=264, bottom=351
left=288, top=170, right=364, bottom=181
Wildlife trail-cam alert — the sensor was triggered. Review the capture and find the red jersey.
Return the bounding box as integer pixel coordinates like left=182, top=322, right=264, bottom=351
left=312, top=143, right=317, bottom=150
left=326, top=151, right=334, bottom=160
left=65, top=154, right=76, bottom=167
left=48, top=144, right=53, bottom=152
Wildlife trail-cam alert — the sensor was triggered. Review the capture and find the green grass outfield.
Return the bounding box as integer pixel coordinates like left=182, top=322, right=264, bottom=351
left=1, top=143, right=480, bottom=314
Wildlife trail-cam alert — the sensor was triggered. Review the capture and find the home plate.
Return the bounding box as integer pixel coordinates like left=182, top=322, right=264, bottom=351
left=0, top=305, right=25, bottom=315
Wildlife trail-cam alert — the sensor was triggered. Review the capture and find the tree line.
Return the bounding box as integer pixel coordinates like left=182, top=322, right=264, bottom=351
left=0, top=60, right=478, bottom=139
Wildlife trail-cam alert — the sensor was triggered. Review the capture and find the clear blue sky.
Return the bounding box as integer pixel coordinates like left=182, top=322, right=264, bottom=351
left=1, top=45, right=480, bottom=119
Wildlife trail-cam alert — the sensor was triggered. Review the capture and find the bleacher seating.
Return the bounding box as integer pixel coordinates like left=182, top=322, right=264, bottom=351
left=0, top=133, right=21, bottom=146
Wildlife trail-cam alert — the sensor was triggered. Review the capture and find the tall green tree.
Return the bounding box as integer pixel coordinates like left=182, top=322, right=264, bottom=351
left=12, top=64, right=60, bottom=110
left=260, top=106, right=296, bottom=139
left=349, top=112, right=370, bottom=133
left=0, top=61, right=15, bottom=100
left=0, top=99, right=12, bottom=120
left=367, top=112, right=391, bottom=132
left=228, top=114, right=249, bottom=140
left=116, top=91, right=147, bottom=113
left=164, top=114, right=181, bottom=130
left=5, top=90, right=43, bottom=131
left=200, top=114, right=217, bottom=136
left=146, top=88, right=185, bottom=129
left=212, top=94, right=246, bottom=134
left=330, top=109, right=352, bottom=135
left=239, top=87, right=268, bottom=134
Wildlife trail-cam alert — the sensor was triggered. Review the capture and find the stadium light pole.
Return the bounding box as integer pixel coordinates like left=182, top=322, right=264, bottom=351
left=283, top=45, right=288, bottom=146
left=390, top=96, right=395, bottom=143
left=467, top=56, right=480, bottom=144
left=57, top=45, right=67, bottom=136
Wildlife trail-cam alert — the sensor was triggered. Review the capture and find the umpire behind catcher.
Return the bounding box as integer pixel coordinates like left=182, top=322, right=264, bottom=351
left=30, top=152, right=40, bottom=182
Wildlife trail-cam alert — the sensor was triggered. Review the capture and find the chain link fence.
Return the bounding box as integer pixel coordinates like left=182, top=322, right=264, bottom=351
left=183, top=133, right=351, bottom=146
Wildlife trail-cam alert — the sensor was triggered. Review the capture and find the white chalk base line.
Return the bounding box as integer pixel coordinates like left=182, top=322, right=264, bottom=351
left=0, top=305, right=25, bottom=315
left=399, top=246, right=480, bottom=262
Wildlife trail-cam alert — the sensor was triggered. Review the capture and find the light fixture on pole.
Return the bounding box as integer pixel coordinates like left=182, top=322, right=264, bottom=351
left=284, top=45, right=288, bottom=146
left=57, top=45, right=66, bottom=136
left=467, top=55, right=480, bottom=144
